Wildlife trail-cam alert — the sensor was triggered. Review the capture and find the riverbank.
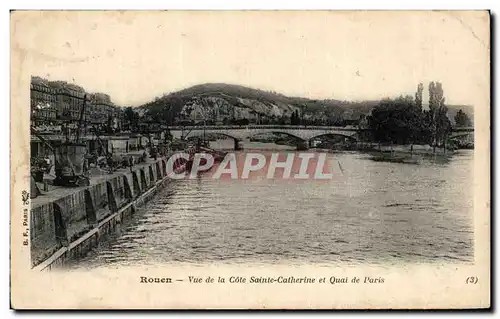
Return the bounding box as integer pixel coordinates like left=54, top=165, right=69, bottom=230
left=316, top=144, right=459, bottom=164
left=30, top=154, right=175, bottom=271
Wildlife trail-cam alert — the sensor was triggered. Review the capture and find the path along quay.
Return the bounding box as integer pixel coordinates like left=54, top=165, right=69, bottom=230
left=30, top=151, right=188, bottom=271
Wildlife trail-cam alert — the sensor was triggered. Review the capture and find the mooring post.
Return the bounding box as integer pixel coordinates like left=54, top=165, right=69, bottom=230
left=84, top=189, right=97, bottom=226
left=106, top=181, right=118, bottom=214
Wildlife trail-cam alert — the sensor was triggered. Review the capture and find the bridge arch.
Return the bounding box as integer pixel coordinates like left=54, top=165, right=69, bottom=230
left=185, top=131, right=242, bottom=150
left=245, top=131, right=308, bottom=150
left=185, top=131, right=241, bottom=141
left=309, top=132, right=358, bottom=142
left=248, top=130, right=306, bottom=142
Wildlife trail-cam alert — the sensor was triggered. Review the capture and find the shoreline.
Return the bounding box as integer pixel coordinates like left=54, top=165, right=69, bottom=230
left=208, top=144, right=472, bottom=156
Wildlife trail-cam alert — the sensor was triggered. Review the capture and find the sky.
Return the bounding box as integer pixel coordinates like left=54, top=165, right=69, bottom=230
left=12, top=11, right=489, bottom=107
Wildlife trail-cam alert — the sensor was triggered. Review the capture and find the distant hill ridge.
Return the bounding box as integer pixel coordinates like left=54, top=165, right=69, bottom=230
left=139, top=83, right=474, bottom=124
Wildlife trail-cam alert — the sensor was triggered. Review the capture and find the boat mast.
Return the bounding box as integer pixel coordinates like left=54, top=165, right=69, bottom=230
left=75, top=94, right=87, bottom=144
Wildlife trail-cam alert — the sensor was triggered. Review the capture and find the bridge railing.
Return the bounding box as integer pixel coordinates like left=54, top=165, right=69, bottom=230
left=167, top=125, right=362, bottom=131
left=167, top=125, right=473, bottom=132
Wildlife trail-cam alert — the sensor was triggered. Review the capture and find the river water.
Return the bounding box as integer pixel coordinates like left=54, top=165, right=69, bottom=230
left=70, top=148, right=474, bottom=269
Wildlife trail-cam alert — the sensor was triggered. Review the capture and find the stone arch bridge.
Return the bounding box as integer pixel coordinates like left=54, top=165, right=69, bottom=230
left=168, top=125, right=474, bottom=150
left=447, top=127, right=475, bottom=146
left=169, top=125, right=362, bottom=150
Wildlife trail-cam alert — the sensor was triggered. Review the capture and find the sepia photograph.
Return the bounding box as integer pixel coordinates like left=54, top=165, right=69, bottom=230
left=10, top=10, right=490, bottom=309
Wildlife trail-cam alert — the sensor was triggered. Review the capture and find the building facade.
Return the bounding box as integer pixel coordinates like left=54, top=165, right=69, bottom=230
left=30, top=76, right=123, bottom=133
left=30, top=76, right=57, bottom=125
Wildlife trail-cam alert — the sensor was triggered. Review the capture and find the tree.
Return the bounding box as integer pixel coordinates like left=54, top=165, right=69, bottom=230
left=454, top=109, right=471, bottom=127
left=428, top=81, right=451, bottom=151
left=415, top=83, right=424, bottom=111
left=368, top=96, right=426, bottom=145
left=290, top=110, right=300, bottom=125
left=278, top=114, right=287, bottom=125
left=299, top=104, right=306, bottom=125
left=124, top=107, right=140, bottom=131
left=237, top=118, right=249, bottom=126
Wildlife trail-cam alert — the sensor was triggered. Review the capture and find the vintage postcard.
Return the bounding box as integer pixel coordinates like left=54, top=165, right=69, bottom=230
left=10, top=10, right=490, bottom=309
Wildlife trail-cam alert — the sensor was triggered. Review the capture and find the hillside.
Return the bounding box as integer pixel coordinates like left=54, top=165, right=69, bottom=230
left=139, top=83, right=474, bottom=125
left=446, top=104, right=475, bottom=124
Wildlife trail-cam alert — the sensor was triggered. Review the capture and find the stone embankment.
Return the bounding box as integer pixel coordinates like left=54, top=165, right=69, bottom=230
left=31, top=155, right=175, bottom=271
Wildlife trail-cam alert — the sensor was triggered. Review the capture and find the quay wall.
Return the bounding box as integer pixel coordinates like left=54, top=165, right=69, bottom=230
left=31, top=157, right=172, bottom=270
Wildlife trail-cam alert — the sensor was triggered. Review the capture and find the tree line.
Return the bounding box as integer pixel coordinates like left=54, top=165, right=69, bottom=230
left=367, top=81, right=471, bottom=149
